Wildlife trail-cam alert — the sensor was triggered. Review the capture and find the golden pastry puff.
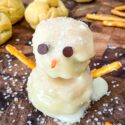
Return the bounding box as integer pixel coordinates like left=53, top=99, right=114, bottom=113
left=0, top=13, right=12, bottom=45
left=25, top=0, right=68, bottom=29
left=0, top=0, right=25, bottom=24
left=35, top=0, right=58, bottom=7
left=75, top=0, right=92, bottom=2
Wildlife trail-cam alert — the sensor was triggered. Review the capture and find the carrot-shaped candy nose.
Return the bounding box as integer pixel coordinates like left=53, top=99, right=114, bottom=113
left=51, top=59, right=58, bottom=68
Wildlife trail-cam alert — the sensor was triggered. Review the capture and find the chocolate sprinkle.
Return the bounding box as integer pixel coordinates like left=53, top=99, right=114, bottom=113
left=38, top=44, right=49, bottom=55
left=63, top=46, right=73, bottom=57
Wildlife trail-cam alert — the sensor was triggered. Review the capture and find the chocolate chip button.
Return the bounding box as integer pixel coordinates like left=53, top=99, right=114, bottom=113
left=63, top=46, right=73, bottom=57
left=38, top=43, right=49, bottom=55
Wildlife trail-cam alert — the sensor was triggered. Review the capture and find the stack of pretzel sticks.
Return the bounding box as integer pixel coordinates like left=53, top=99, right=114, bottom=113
left=86, top=5, right=125, bottom=28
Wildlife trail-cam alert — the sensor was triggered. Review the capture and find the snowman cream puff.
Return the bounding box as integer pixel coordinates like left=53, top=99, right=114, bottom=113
left=27, top=17, right=108, bottom=123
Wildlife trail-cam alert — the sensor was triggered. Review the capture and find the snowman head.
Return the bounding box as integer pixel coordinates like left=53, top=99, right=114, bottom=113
left=32, top=17, right=95, bottom=79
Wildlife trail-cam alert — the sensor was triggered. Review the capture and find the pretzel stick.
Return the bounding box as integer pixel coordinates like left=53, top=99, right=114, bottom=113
left=114, top=5, right=125, bottom=11
left=103, top=20, right=125, bottom=28
left=111, top=9, right=125, bottom=18
left=6, top=44, right=122, bottom=78
left=6, top=44, right=36, bottom=69
left=105, top=121, right=112, bottom=125
left=92, top=61, right=122, bottom=78
left=86, top=13, right=125, bottom=22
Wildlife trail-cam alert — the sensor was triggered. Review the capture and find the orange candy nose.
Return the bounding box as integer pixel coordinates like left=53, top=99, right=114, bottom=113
left=51, top=59, right=57, bottom=68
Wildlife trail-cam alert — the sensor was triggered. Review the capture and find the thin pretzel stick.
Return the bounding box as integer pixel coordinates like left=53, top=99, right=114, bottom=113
left=103, top=20, right=125, bottom=28
left=105, top=121, right=112, bottom=125
left=86, top=13, right=125, bottom=22
left=6, top=44, right=36, bottom=69
left=92, top=61, right=122, bottom=78
left=114, top=5, right=125, bottom=11
left=111, top=9, right=125, bottom=18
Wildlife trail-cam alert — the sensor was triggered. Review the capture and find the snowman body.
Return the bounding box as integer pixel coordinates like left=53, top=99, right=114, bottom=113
left=28, top=67, right=93, bottom=123
left=27, top=17, right=108, bottom=123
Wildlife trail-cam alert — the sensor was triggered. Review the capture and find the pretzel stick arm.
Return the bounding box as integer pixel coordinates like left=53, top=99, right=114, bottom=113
left=92, top=61, right=122, bottom=78
left=6, top=44, right=36, bottom=69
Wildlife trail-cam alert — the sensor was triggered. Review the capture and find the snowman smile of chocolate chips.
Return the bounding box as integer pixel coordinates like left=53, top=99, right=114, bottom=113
left=27, top=17, right=108, bottom=124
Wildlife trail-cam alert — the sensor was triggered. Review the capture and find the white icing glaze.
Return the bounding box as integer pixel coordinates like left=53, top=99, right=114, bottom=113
left=92, top=77, right=108, bottom=101
left=27, top=68, right=93, bottom=116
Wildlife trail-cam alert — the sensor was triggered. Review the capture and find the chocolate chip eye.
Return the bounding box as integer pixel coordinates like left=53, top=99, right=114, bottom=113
left=38, top=43, right=49, bottom=55
left=63, top=46, right=73, bottom=57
